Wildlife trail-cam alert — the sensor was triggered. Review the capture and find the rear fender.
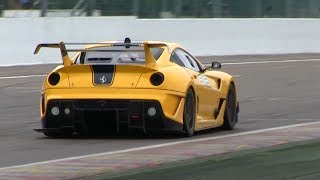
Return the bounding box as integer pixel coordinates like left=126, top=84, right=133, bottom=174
left=136, top=65, right=193, bottom=93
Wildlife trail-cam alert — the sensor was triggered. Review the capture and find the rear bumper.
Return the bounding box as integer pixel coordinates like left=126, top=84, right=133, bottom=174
left=42, top=88, right=185, bottom=124
left=36, top=99, right=183, bottom=135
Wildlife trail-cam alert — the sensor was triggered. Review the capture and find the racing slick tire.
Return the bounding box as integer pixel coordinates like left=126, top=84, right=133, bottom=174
left=222, top=83, right=237, bottom=130
left=183, top=88, right=196, bottom=137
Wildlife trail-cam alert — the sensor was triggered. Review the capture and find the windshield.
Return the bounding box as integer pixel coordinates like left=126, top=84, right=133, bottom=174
left=77, top=46, right=164, bottom=65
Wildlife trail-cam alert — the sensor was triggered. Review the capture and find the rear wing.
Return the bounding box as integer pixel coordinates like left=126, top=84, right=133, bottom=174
left=34, top=39, right=169, bottom=67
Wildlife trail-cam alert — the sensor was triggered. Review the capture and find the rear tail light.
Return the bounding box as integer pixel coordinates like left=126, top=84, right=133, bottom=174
left=48, top=72, right=60, bottom=86
left=51, top=106, right=60, bottom=116
left=147, top=107, right=157, bottom=116
left=64, top=108, right=71, bottom=115
left=150, top=72, right=164, bottom=86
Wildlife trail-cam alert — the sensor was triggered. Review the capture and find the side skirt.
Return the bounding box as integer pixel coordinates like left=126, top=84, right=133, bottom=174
left=195, top=99, right=226, bottom=131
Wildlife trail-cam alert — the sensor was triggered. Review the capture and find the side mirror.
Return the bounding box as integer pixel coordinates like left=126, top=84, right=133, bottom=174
left=200, top=61, right=222, bottom=73
left=211, top=62, right=221, bottom=69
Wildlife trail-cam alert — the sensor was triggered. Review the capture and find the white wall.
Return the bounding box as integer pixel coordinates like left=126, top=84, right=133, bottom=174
left=1, top=17, right=320, bottom=66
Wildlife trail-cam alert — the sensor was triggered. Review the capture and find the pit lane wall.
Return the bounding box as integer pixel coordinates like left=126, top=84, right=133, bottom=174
left=1, top=17, right=319, bottom=66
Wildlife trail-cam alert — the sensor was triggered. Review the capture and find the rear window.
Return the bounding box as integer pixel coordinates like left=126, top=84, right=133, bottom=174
left=79, top=46, right=164, bottom=64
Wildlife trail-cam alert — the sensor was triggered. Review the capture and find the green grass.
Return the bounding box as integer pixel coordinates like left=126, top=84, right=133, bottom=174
left=94, top=139, right=320, bottom=180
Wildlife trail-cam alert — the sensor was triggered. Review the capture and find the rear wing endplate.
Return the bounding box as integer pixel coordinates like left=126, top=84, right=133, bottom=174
left=34, top=42, right=72, bottom=66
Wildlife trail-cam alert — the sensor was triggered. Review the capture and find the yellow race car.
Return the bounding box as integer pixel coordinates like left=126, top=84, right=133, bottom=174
left=34, top=38, right=239, bottom=137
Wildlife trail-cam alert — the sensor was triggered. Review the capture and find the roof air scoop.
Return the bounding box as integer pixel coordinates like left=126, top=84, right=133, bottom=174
left=124, top=37, right=131, bottom=48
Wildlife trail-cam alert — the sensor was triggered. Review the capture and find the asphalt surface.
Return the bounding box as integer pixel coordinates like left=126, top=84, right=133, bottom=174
left=0, top=54, right=320, bottom=168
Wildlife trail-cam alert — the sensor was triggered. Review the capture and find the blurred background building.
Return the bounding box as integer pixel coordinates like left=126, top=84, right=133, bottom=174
left=0, top=0, right=320, bottom=18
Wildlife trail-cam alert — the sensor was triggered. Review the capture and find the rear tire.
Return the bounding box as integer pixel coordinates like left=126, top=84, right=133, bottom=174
left=183, top=89, right=196, bottom=137
left=222, top=84, right=238, bottom=130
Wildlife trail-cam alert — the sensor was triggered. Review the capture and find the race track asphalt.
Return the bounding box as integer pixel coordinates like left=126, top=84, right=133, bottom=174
left=0, top=54, right=320, bottom=168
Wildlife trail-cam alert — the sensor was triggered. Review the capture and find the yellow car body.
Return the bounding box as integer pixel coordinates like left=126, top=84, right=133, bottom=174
left=34, top=39, right=239, bottom=137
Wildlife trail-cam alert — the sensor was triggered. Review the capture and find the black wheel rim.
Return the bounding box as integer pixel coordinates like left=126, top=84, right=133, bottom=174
left=185, top=92, right=194, bottom=129
left=227, top=88, right=236, bottom=124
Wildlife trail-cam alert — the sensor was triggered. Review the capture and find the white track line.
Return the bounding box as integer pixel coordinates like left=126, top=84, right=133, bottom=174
left=0, top=121, right=319, bottom=171
left=202, top=58, right=320, bottom=66
left=222, top=58, right=320, bottom=65
left=270, top=65, right=296, bottom=69
left=0, top=74, right=46, bottom=80
left=1, top=58, right=320, bottom=80
left=248, top=119, right=317, bottom=121
left=19, top=90, right=42, bottom=93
